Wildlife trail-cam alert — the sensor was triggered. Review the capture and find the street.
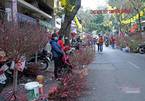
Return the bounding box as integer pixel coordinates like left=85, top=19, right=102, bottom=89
left=79, top=46, right=145, bottom=101
left=1, top=0, right=145, bottom=101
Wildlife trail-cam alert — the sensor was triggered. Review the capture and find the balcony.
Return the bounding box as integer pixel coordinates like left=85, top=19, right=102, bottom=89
left=18, top=0, right=53, bottom=19
left=22, top=0, right=54, bottom=16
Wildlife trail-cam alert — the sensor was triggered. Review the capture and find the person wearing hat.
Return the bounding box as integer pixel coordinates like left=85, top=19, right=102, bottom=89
left=50, top=33, right=64, bottom=79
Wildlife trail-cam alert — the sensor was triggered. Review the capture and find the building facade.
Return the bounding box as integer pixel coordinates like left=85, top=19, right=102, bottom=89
left=0, top=0, right=61, bottom=31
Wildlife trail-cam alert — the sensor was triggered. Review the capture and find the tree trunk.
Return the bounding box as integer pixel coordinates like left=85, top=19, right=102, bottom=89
left=138, top=11, right=142, bottom=31
left=138, top=11, right=142, bottom=41
left=59, top=0, right=81, bottom=44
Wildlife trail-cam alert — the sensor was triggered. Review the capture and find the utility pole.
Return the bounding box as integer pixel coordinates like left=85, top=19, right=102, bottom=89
left=11, top=0, right=18, bottom=93
left=5, top=0, right=18, bottom=23
left=11, top=0, right=18, bottom=23
left=53, top=0, right=58, bottom=33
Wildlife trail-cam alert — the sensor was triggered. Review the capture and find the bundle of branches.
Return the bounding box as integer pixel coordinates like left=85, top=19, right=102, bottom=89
left=0, top=21, right=48, bottom=59
left=70, top=46, right=96, bottom=69
left=0, top=20, right=48, bottom=95
left=0, top=21, right=49, bottom=76
left=48, top=71, right=87, bottom=100
left=48, top=46, right=95, bottom=100
left=0, top=85, right=27, bottom=101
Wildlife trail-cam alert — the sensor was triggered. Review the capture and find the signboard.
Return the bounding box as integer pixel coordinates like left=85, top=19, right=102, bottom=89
left=16, top=56, right=26, bottom=72
left=12, top=0, right=18, bottom=22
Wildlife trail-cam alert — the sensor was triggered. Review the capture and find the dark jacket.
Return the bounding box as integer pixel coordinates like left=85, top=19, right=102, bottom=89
left=50, top=39, right=63, bottom=58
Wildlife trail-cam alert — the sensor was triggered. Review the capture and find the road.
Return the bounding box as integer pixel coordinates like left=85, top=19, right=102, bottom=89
left=79, top=46, right=145, bottom=101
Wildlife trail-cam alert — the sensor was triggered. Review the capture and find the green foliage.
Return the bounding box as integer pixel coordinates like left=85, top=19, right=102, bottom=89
left=116, top=38, right=126, bottom=48
left=93, top=15, right=104, bottom=24
left=85, top=14, right=109, bottom=33
left=77, top=9, right=93, bottom=31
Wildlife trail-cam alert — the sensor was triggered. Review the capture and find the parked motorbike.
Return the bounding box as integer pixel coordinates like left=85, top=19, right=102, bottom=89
left=105, top=41, right=109, bottom=47
left=28, top=49, right=52, bottom=70
left=0, top=50, right=52, bottom=84
left=105, top=37, right=109, bottom=47
left=0, top=50, right=52, bottom=93
left=137, top=43, right=145, bottom=54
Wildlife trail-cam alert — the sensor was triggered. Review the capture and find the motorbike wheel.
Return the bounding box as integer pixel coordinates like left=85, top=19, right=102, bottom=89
left=105, top=44, right=109, bottom=47
left=37, top=59, right=49, bottom=70
left=139, top=48, right=145, bottom=54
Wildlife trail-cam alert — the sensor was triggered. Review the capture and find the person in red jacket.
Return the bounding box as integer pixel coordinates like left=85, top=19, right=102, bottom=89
left=110, top=36, right=115, bottom=49
left=58, top=35, right=65, bottom=50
